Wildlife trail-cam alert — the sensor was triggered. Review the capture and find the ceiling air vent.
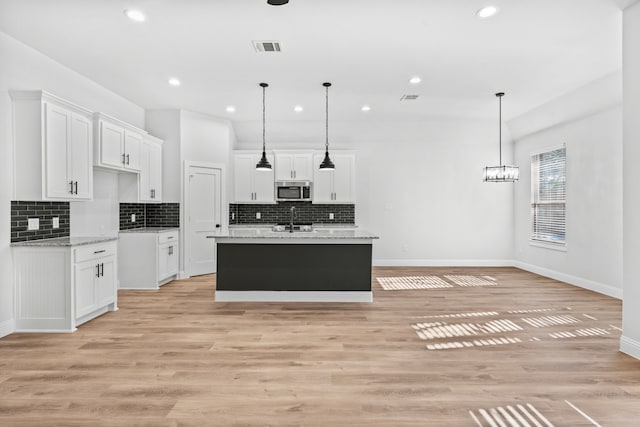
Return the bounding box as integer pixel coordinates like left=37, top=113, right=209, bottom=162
left=252, top=40, right=282, bottom=53
left=400, top=94, right=420, bottom=101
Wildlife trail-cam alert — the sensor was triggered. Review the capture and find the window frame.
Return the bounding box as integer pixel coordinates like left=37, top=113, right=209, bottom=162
left=530, top=144, right=567, bottom=250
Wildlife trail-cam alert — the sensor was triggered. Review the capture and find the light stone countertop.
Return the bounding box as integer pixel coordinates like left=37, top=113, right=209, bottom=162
left=229, top=223, right=358, bottom=229
left=119, top=227, right=180, bottom=233
left=11, top=236, right=118, bottom=247
left=217, top=228, right=378, bottom=241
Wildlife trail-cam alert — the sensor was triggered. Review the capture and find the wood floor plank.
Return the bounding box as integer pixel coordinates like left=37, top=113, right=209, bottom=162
left=1, top=266, right=639, bottom=426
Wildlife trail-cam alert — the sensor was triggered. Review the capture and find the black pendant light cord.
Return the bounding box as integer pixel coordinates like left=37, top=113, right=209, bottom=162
left=496, top=92, right=504, bottom=166
left=325, top=84, right=329, bottom=154
left=262, top=84, right=267, bottom=153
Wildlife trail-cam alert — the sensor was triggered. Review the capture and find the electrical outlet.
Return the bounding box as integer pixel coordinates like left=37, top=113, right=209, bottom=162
left=131, top=214, right=136, bottom=222
left=52, top=217, right=59, bottom=229
left=256, top=212, right=261, bottom=220
left=329, top=213, right=334, bottom=220
left=28, top=218, right=39, bottom=231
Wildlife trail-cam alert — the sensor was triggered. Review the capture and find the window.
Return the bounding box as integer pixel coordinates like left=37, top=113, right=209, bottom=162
left=531, top=145, right=566, bottom=246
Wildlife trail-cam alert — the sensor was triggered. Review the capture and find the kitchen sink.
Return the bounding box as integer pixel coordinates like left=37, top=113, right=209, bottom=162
left=271, top=225, right=314, bottom=232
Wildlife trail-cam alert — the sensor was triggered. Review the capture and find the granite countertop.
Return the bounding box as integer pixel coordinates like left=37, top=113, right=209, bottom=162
left=119, top=227, right=180, bottom=233
left=218, top=228, right=378, bottom=240
left=229, top=223, right=358, bottom=229
left=11, top=236, right=118, bottom=247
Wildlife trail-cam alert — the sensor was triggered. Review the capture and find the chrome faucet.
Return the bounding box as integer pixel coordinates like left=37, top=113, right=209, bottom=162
left=289, top=206, right=297, bottom=233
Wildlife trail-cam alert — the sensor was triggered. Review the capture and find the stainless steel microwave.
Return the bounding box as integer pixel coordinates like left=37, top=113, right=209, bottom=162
left=275, top=181, right=312, bottom=201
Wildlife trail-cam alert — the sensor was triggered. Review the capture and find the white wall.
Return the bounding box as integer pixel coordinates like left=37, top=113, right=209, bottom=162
left=0, top=32, right=145, bottom=336
left=146, top=109, right=235, bottom=278
left=235, top=118, right=515, bottom=265
left=70, top=170, right=120, bottom=237
left=511, top=73, right=623, bottom=298
left=621, top=2, right=640, bottom=358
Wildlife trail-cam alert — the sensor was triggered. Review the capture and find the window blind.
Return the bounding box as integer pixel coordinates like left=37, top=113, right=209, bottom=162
left=531, top=146, right=566, bottom=245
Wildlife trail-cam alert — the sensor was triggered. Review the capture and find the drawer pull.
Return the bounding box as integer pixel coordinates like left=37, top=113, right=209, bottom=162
left=94, top=250, right=106, bottom=254
left=206, top=236, right=215, bottom=239
left=167, top=236, right=174, bottom=239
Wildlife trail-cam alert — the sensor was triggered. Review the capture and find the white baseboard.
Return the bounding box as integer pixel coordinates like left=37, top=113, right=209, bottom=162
left=0, top=318, right=16, bottom=338
left=215, top=291, right=372, bottom=303
left=620, top=335, right=640, bottom=360
left=513, top=261, right=622, bottom=299
left=373, top=259, right=513, bottom=267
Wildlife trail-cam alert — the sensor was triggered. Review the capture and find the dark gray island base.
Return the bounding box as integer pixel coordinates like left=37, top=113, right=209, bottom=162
left=215, top=229, right=378, bottom=302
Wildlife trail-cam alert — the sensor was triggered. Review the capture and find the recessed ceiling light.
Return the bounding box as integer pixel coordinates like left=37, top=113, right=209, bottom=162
left=361, top=105, right=371, bottom=112
left=226, top=106, right=236, bottom=113
left=168, top=78, right=181, bottom=87
left=294, top=105, right=304, bottom=113
left=476, top=6, right=499, bottom=18
left=409, top=76, right=422, bottom=84
left=124, top=9, right=146, bottom=22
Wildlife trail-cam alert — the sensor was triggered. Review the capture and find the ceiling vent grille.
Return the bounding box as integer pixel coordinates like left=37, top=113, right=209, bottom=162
left=252, top=40, right=282, bottom=52
left=400, top=94, right=420, bottom=101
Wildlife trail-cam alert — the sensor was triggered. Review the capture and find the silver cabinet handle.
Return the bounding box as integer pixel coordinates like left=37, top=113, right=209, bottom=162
left=122, top=153, right=126, bottom=164
left=206, top=236, right=215, bottom=239
left=126, top=154, right=130, bottom=165
left=167, top=236, right=174, bottom=239
left=94, top=249, right=106, bottom=254
left=100, top=263, right=104, bottom=277
left=168, top=245, right=173, bottom=255
left=74, top=181, right=78, bottom=195
left=69, top=181, right=74, bottom=194
left=96, top=264, right=100, bottom=278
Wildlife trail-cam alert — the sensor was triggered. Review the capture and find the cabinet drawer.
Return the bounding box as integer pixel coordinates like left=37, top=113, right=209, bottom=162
left=158, top=230, right=179, bottom=244
left=75, top=241, right=117, bottom=263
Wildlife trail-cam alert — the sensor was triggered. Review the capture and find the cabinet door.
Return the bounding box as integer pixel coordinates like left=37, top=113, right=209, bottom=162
left=149, top=142, right=162, bottom=201
left=312, top=154, right=334, bottom=203
left=138, top=142, right=152, bottom=202
left=233, top=154, right=256, bottom=202
left=158, top=242, right=170, bottom=280
left=166, top=244, right=179, bottom=277
left=274, top=154, right=294, bottom=181
left=124, top=130, right=143, bottom=171
left=292, top=154, right=313, bottom=181
left=75, top=261, right=98, bottom=318
left=100, top=120, right=125, bottom=169
left=332, top=154, right=356, bottom=203
left=254, top=154, right=275, bottom=202
left=69, top=113, right=92, bottom=199
left=97, top=257, right=116, bottom=307
left=44, top=102, right=72, bottom=199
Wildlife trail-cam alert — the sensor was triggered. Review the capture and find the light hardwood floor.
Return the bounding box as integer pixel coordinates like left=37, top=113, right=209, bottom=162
left=1, top=267, right=639, bottom=426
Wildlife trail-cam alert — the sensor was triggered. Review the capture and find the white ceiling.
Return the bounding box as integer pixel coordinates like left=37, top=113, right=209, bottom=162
left=0, top=0, right=630, bottom=123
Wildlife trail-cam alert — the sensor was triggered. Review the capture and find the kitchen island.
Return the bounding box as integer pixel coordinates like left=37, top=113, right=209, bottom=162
left=215, top=228, right=378, bottom=302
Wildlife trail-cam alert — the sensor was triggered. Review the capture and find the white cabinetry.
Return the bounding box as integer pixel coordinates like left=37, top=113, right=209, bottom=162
left=10, top=90, right=93, bottom=201
left=94, top=112, right=143, bottom=172
left=13, top=240, right=118, bottom=332
left=233, top=152, right=275, bottom=203
left=274, top=152, right=313, bottom=181
left=313, top=152, right=356, bottom=203
left=118, top=229, right=180, bottom=289
left=120, top=135, right=163, bottom=203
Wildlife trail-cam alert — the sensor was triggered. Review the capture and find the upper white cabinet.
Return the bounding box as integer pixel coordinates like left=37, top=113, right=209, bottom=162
left=233, top=152, right=275, bottom=203
left=10, top=90, right=93, bottom=201
left=313, top=152, right=356, bottom=204
left=94, top=112, right=143, bottom=172
left=139, top=135, right=163, bottom=202
left=274, top=152, right=313, bottom=181
left=119, top=134, right=163, bottom=203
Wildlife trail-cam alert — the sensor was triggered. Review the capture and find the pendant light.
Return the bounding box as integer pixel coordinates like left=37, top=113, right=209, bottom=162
left=256, top=82, right=272, bottom=171
left=319, top=82, right=336, bottom=171
left=483, top=92, right=519, bottom=182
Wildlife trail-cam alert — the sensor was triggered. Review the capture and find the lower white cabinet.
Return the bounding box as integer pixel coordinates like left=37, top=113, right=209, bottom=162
left=13, top=240, right=118, bottom=332
left=118, top=229, right=180, bottom=289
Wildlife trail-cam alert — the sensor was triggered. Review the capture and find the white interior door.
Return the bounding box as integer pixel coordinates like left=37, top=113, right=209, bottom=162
left=186, top=165, right=222, bottom=277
